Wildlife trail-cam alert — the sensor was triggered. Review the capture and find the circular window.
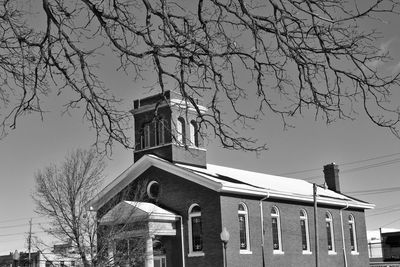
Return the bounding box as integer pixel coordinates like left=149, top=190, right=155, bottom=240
left=147, top=181, right=160, bottom=199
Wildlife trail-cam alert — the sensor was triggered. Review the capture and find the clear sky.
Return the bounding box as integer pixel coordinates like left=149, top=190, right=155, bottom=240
left=1, top=0, right=400, bottom=255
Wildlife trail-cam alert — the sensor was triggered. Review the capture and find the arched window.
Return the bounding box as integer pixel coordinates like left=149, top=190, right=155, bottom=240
left=188, top=204, right=203, bottom=255
left=190, top=120, right=199, bottom=147
left=348, top=214, right=358, bottom=253
left=177, top=117, right=186, bottom=145
left=238, top=203, right=250, bottom=251
left=271, top=206, right=283, bottom=252
left=300, top=209, right=311, bottom=253
left=155, top=119, right=165, bottom=146
left=325, top=212, right=335, bottom=252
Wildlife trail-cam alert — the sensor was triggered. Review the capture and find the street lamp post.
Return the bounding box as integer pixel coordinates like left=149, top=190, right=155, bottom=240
left=220, top=227, right=230, bottom=267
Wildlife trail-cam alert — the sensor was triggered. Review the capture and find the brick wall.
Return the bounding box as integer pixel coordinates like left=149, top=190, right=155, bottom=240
left=220, top=195, right=369, bottom=267
left=98, top=166, right=224, bottom=267
left=97, top=166, right=369, bottom=267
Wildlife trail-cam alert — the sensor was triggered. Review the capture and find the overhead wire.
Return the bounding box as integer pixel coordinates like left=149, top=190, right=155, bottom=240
left=0, top=216, right=42, bottom=224
left=302, top=157, right=400, bottom=181
left=278, top=152, right=400, bottom=176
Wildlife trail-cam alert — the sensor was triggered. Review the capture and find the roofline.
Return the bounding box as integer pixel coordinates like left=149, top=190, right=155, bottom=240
left=220, top=185, right=375, bottom=209
left=88, top=155, right=221, bottom=211
left=89, top=155, right=374, bottom=211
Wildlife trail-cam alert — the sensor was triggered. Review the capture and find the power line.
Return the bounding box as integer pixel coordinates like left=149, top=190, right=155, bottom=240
left=0, top=217, right=42, bottom=224
left=366, top=207, right=400, bottom=217
left=381, top=217, right=400, bottom=228
left=278, top=152, right=400, bottom=176
left=344, top=186, right=400, bottom=196
left=0, top=222, right=42, bottom=229
left=0, top=231, right=45, bottom=237
left=303, top=157, right=400, bottom=181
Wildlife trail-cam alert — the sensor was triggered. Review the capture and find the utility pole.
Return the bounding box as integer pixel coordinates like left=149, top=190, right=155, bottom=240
left=28, top=219, right=32, bottom=267
left=313, top=183, right=319, bottom=267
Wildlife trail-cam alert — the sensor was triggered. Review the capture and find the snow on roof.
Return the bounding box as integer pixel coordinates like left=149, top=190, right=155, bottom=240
left=100, top=201, right=178, bottom=224
left=176, top=162, right=373, bottom=208
left=90, top=154, right=373, bottom=211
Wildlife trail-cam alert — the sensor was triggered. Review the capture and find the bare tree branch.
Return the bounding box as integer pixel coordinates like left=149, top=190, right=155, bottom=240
left=1, top=0, right=400, bottom=152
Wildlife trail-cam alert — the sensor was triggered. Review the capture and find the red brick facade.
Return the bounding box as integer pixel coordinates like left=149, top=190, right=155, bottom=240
left=97, top=165, right=370, bottom=267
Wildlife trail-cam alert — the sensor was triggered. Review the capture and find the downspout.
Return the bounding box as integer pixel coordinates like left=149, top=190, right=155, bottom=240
left=177, top=215, right=186, bottom=267
left=259, top=191, right=270, bottom=267
left=340, top=202, right=349, bottom=267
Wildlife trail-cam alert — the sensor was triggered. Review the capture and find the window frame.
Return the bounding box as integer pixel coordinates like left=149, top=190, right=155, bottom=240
left=189, top=120, right=199, bottom=147
left=188, top=204, right=204, bottom=257
left=142, top=124, right=151, bottom=149
left=348, top=214, right=358, bottom=254
left=271, top=206, right=284, bottom=254
left=325, top=211, right=336, bottom=254
left=155, top=119, right=165, bottom=146
left=146, top=181, right=160, bottom=199
left=238, top=203, right=252, bottom=254
left=177, top=117, right=186, bottom=145
left=300, top=209, right=311, bottom=254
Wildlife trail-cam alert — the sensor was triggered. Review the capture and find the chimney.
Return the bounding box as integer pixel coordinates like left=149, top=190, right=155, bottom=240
left=323, top=163, right=340, bottom=193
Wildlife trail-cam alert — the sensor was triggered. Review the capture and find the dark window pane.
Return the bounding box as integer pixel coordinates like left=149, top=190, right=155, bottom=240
left=300, top=219, right=307, bottom=250
left=192, top=216, right=203, bottom=251
left=239, top=214, right=247, bottom=249
left=272, top=217, right=279, bottom=250
left=326, top=222, right=333, bottom=250
left=349, top=223, right=355, bottom=251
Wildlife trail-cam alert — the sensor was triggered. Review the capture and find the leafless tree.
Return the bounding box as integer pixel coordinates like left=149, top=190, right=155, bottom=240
left=33, top=149, right=105, bottom=266
left=2, top=0, right=400, bottom=152
left=33, top=148, right=155, bottom=267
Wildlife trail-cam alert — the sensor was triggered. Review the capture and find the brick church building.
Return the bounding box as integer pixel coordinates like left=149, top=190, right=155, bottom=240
left=89, top=91, right=373, bottom=267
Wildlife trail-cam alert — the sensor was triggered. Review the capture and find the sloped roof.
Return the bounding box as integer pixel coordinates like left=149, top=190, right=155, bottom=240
left=99, top=201, right=178, bottom=225
left=89, top=154, right=374, bottom=211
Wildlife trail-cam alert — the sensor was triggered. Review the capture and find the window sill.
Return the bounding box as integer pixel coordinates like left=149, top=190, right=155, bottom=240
left=273, top=250, right=285, bottom=255
left=136, top=143, right=171, bottom=152
left=187, top=145, right=207, bottom=151
left=351, top=251, right=359, bottom=255
left=302, top=251, right=312, bottom=255
left=328, top=251, right=337, bottom=255
left=188, top=252, right=205, bottom=257
left=239, top=250, right=252, bottom=255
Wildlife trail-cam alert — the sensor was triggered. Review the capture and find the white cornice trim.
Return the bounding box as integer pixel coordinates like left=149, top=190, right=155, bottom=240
left=89, top=155, right=221, bottom=211
left=220, top=185, right=374, bottom=209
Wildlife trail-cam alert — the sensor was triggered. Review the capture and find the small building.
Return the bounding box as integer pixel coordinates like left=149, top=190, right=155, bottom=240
left=382, top=230, right=400, bottom=262
left=89, top=91, right=374, bottom=267
left=0, top=248, right=78, bottom=267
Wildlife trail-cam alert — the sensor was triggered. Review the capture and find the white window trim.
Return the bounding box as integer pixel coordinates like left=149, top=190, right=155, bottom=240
left=146, top=181, right=160, bottom=199
left=155, top=119, right=165, bottom=146
left=326, top=212, right=335, bottom=253
left=188, top=204, right=204, bottom=257
left=177, top=117, right=185, bottom=145
left=143, top=124, right=151, bottom=148
left=271, top=206, right=283, bottom=253
left=349, top=214, right=358, bottom=253
left=300, top=209, right=311, bottom=253
left=238, top=203, right=251, bottom=253
left=189, top=120, right=199, bottom=147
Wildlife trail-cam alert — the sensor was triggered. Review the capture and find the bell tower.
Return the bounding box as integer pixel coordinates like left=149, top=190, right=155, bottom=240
left=131, top=91, right=207, bottom=168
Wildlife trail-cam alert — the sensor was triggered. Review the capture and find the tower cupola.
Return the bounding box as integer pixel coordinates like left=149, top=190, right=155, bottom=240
left=131, top=91, right=207, bottom=168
